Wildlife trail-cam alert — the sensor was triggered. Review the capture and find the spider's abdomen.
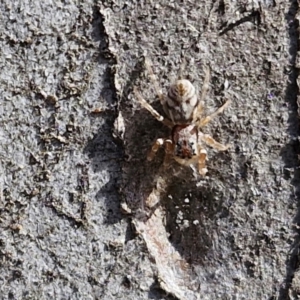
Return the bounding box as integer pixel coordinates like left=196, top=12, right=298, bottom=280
left=164, top=80, right=198, bottom=124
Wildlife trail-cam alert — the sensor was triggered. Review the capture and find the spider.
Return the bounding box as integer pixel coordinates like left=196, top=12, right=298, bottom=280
left=134, top=58, right=231, bottom=176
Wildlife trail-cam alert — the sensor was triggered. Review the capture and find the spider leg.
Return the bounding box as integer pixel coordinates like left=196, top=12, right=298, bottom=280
left=163, top=139, right=174, bottom=166
left=198, top=100, right=231, bottom=128
left=147, top=138, right=175, bottom=166
left=134, top=87, right=173, bottom=128
left=200, top=133, right=231, bottom=151
left=192, top=66, right=210, bottom=122
left=198, top=148, right=208, bottom=176
left=178, top=57, right=187, bottom=80
left=144, top=57, right=165, bottom=105
left=147, top=138, right=165, bottom=161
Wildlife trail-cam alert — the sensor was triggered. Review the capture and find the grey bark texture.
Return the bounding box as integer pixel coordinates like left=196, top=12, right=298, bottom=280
left=1, top=0, right=300, bottom=299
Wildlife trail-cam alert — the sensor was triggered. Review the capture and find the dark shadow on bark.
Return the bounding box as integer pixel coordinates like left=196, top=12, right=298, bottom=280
left=160, top=169, right=231, bottom=265
left=148, top=281, right=178, bottom=300
left=279, top=1, right=300, bottom=299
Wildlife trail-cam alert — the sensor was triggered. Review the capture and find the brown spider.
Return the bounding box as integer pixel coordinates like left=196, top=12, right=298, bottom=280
left=134, top=58, right=231, bottom=176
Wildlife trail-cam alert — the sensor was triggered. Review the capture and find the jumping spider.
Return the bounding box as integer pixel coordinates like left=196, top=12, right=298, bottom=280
left=134, top=58, right=231, bottom=176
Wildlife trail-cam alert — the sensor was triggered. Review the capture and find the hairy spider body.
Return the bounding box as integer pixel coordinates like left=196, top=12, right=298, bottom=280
left=134, top=58, right=231, bottom=176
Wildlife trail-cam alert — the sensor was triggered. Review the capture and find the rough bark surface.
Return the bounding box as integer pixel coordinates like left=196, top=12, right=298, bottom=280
left=1, top=0, right=300, bottom=299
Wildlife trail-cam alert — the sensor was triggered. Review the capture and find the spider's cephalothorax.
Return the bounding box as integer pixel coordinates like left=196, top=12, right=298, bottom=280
left=134, top=58, right=231, bottom=176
